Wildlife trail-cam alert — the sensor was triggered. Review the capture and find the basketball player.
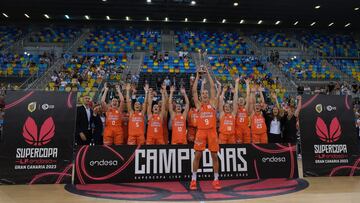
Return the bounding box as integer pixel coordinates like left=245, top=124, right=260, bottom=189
left=249, top=84, right=268, bottom=144
left=218, top=78, right=239, bottom=144
left=101, top=84, right=125, bottom=145
left=146, top=87, right=166, bottom=145
left=190, top=67, right=221, bottom=190
left=236, top=78, right=251, bottom=143
left=169, top=86, right=189, bottom=144
left=126, top=83, right=148, bottom=145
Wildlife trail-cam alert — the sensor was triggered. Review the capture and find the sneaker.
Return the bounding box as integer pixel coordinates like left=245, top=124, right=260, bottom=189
left=190, top=180, right=197, bottom=190
left=212, top=180, right=221, bottom=190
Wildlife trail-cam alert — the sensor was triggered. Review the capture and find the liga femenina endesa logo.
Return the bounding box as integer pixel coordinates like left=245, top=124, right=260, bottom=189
left=22, top=117, right=55, bottom=146
left=315, top=117, right=342, bottom=143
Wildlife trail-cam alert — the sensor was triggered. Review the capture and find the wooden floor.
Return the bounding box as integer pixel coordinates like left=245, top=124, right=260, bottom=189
left=1, top=161, right=360, bottom=203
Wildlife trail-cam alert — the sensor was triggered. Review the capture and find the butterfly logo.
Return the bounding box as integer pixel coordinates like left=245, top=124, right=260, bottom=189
left=315, top=117, right=341, bottom=143
left=22, top=117, right=55, bottom=146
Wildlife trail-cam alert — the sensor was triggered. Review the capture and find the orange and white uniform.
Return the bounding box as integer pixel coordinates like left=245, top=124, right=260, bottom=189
left=103, top=107, right=123, bottom=145
left=127, top=112, right=145, bottom=145
left=194, top=103, right=219, bottom=152
left=219, top=113, right=236, bottom=144
left=122, top=113, right=129, bottom=143
left=187, top=108, right=198, bottom=142
left=236, top=107, right=251, bottom=143
left=172, top=114, right=187, bottom=144
left=146, top=114, right=165, bottom=145
left=251, top=113, right=268, bottom=144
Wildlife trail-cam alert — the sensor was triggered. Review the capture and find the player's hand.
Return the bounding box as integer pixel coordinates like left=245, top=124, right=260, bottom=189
left=161, top=82, right=166, bottom=90
left=245, top=78, right=251, bottom=85
left=125, top=83, right=131, bottom=91
left=296, top=95, right=302, bottom=100
left=235, top=77, right=240, bottom=83
left=170, top=85, right=175, bottom=93
left=223, top=85, right=228, bottom=92
left=115, top=84, right=121, bottom=92
left=144, top=84, right=149, bottom=92
left=180, top=87, right=186, bottom=95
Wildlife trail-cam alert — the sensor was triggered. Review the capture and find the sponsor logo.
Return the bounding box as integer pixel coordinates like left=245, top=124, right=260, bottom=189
left=89, top=160, right=118, bottom=167
left=22, top=117, right=55, bottom=146
left=262, top=156, right=286, bottom=163
left=315, top=104, right=323, bottom=113
left=41, top=103, right=55, bottom=110
left=326, top=105, right=337, bottom=112
left=315, top=117, right=341, bottom=143
left=28, top=102, right=37, bottom=113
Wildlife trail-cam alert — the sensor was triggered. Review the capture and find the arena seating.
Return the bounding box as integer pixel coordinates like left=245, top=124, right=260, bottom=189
left=0, top=27, right=23, bottom=50
left=280, top=58, right=341, bottom=80
left=47, top=54, right=128, bottom=100
left=78, top=29, right=160, bottom=52
left=299, top=32, right=359, bottom=57
left=208, top=55, right=287, bottom=102
left=29, top=27, right=80, bottom=43
left=250, top=31, right=296, bottom=48
left=175, top=31, right=250, bottom=54
left=330, top=59, right=360, bottom=82
left=0, top=53, right=50, bottom=77
left=142, top=55, right=196, bottom=73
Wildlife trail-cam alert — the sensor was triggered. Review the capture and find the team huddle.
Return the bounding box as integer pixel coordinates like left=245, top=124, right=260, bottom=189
left=95, top=66, right=301, bottom=190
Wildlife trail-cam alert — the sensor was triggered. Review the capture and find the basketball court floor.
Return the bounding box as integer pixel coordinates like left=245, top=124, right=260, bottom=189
left=0, top=162, right=359, bottom=203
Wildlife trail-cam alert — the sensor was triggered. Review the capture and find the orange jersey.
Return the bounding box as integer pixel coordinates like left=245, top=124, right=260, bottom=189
left=187, top=108, right=198, bottom=127
left=172, top=114, right=187, bottom=138
left=236, top=107, right=250, bottom=128
left=197, top=103, right=216, bottom=130
left=128, top=112, right=145, bottom=135
left=251, top=113, right=267, bottom=134
left=147, top=114, right=163, bottom=136
left=105, top=107, right=122, bottom=126
left=219, top=113, right=236, bottom=135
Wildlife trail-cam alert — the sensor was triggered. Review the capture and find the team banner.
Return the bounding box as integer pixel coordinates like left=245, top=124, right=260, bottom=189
left=300, top=94, right=360, bottom=177
left=0, top=91, right=76, bottom=184
left=74, top=144, right=298, bottom=184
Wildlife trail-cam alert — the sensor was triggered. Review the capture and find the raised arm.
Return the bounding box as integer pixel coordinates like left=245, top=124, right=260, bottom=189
left=181, top=87, right=189, bottom=118
left=168, top=85, right=175, bottom=119
left=295, top=95, right=302, bottom=117
left=233, top=77, right=240, bottom=115
left=101, top=85, right=109, bottom=112
left=141, top=84, right=149, bottom=115
left=115, top=84, right=124, bottom=112
left=160, top=87, right=166, bottom=120
left=125, top=83, right=133, bottom=114
left=206, top=67, right=217, bottom=107
left=219, top=86, right=227, bottom=117
left=245, top=78, right=251, bottom=113
left=201, top=77, right=206, bottom=93
left=271, top=92, right=280, bottom=109
left=192, top=71, right=201, bottom=109
left=147, top=88, right=154, bottom=120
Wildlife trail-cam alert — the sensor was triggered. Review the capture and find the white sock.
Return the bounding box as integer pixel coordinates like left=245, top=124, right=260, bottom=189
left=214, top=173, right=219, bottom=180
left=192, top=172, right=197, bottom=181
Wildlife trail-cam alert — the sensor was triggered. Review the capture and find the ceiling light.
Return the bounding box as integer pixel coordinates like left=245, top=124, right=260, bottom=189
left=234, top=2, right=238, bottom=6
left=222, top=19, right=226, bottom=23
left=2, top=13, right=8, bottom=18
left=293, top=21, right=299, bottom=25
left=345, top=23, right=351, bottom=27
left=315, top=5, right=320, bottom=9
left=106, top=16, right=110, bottom=20
left=328, top=22, right=334, bottom=27
left=275, top=20, right=281, bottom=25
left=85, top=15, right=90, bottom=20
left=185, top=18, right=188, bottom=22
left=165, top=17, right=168, bottom=21
left=203, top=18, right=207, bottom=23
left=310, top=21, right=316, bottom=26
left=65, top=15, right=70, bottom=19
left=146, top=16, right=149, bottom=21
left=147, top=0, right=151, bottom=3
left=240, top=19, right=244, bottom=24
left=258, top=20, right=262, bottom=24
left=355, top=7, right=359, bottom=11
left=24, top=13, right=30, bottom=18
left=102, top=0, right=107, bottom=2
left=44, top=14, right=50, bottom=19
left=126, top=16, right=130, bottom=21
left=191, top=1, right=196, bottom=5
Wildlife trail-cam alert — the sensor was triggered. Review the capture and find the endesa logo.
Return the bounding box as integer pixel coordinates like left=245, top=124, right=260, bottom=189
left=262, top=156, right=286, bottom=163
left=89, top=160, right=119, bottom=167
left=22, top=117, right=55, bottom=146
left=315, top=117, right=341, bottom=143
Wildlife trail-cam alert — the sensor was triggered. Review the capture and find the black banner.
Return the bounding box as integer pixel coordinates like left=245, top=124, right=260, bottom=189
left=300, top=94, right=360, bottom=177
left=74, top=144, right=298, bottom=184
left=0, top=91, right=76, bottom=184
